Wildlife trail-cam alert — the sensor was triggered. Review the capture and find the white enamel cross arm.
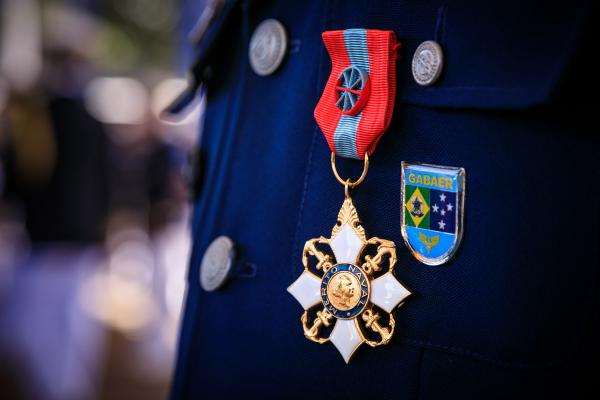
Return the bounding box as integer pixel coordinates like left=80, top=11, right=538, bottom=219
left=370, top=272, right=411, bottom=313
left=287, top=271, right=321, bottom=310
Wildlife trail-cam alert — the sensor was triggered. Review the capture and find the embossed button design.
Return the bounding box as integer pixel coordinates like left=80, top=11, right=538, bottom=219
left=249, top=19, right=288, bottom=76
left=412, top=40, right=444, bottom=86
left=200, top=236, right=235, bottom=292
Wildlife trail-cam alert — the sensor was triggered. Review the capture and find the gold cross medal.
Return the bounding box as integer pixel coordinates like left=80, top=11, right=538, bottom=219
left=287, top=29, right=411, bottom=363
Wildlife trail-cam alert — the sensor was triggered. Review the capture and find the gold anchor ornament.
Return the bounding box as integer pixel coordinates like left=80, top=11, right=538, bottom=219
left=288, top=154, right=411, bottom=363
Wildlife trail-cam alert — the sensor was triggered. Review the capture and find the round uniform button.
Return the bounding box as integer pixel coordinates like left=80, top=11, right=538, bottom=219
left=249, top=19, right=288, bottom=76
left=412, top=40, right=444, bottom=86
left=200, top=236, right=235, bottom=292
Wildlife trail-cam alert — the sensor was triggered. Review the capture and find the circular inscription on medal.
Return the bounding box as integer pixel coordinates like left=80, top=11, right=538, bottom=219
left=412, top=40, right=444, bottom=86
left=249, top=19, right=288, bottom=76
left=321, top=263, right=370, bottom=319
left=200, top=236, right=235, bottom=292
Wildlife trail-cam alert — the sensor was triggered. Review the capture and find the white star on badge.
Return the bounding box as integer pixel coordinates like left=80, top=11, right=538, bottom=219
left=440, top=193, right=446, bottom=202
left=438, top=220, right=446, bottom=230
left=447, top=203, right=453, bottom=211
left=440, top=209, right=446, bottom=216
left=432, top=204, right=439, bottom=213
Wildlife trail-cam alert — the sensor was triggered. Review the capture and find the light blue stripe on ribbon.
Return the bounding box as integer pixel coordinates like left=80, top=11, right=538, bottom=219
left=344, top=29, right=370, bottom=73
left=333, top=29, right=369, bottom=159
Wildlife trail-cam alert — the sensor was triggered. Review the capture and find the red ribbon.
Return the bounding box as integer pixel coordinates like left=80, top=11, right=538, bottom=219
left=314, top=29, right=399, bottom=160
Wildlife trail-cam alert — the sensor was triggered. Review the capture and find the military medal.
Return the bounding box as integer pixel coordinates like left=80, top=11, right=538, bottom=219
left=288, top=29, right=410, bottom=363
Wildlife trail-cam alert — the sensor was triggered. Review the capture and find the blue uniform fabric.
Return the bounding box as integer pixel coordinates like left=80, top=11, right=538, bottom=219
left=172, top=0, right=600, bottom=398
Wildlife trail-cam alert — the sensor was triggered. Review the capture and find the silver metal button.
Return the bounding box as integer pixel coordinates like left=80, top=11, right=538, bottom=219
left=200, top=236, right=235, bottom=292
left=412, top=40, right=444, bottom=86
left=249, top=19, right=287, bottom=76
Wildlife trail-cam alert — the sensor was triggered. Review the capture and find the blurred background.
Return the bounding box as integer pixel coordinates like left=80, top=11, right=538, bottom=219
left=0, top=0, right=203, bottom=398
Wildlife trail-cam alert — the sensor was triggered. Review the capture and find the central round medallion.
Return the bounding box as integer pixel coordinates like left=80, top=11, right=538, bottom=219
left=321, top=263, right=370, bottom=319
left=335, top=65, right=371, bottom=116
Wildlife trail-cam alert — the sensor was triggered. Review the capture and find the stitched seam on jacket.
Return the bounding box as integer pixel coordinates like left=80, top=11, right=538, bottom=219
left=289, top=0, right=333, bottom=277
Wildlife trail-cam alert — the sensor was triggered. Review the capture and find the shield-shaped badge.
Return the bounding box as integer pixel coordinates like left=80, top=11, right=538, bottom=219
left=401, top=162, right=465, bottom=265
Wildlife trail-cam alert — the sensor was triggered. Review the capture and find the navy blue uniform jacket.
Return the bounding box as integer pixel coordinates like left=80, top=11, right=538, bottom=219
left=172, top=0, right=600, bottom=398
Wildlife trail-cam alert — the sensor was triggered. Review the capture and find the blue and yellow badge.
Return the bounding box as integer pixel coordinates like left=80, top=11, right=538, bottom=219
left=401, top=162, right=465, bottom=265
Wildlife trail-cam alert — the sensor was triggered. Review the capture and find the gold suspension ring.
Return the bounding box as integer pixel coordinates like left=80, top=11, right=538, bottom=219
left=330, top=152, right=369, bottom=189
